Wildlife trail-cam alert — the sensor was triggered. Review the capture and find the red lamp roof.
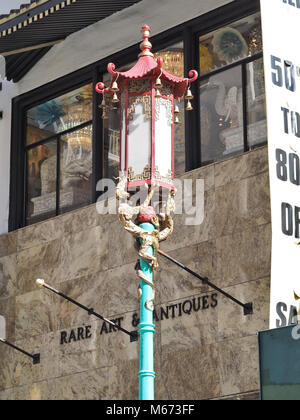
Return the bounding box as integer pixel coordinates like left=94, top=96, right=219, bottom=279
left=96, top=24, right=198, bottom=99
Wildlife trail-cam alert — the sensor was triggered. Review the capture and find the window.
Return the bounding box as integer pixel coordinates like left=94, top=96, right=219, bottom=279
left=25, top=83, right=93, bottom=224
left=199, top=11, right=266, bottom=166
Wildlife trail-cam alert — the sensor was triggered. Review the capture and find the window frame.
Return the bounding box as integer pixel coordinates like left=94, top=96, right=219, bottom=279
left=9, top=0, right=261, bottom=232
left=198, top=51, right=264, bottom=166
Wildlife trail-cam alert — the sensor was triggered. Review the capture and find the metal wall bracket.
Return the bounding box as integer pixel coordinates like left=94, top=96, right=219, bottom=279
left=243, top=302, right=254, bottom=316
left=32, top=354, right=41, bottom=365
left=130, top=331, right=139, bottom=342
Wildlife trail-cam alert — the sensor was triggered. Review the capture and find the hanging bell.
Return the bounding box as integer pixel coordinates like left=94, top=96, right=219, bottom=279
left=155, top=89, right=162, bottom=98
left=186, top=100, right=193, bottom=111
left=174, top=115, right=180, bottom=125
left=155, top=76, right=162, bottom=89
left=102, top=108, right=109, bottom=120
left=99, top=97, right=106, bottom=108
left=185, top=88, right=194, bottom=101
left=112, top=92, right=120, bottom=103
left=111, top=80, right=119, bottom=92
left=174, top=104, right=180, bottom=114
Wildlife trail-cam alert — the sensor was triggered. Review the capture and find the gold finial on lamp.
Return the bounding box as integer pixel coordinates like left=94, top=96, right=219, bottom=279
left=139, top=24, right=154, bottom=57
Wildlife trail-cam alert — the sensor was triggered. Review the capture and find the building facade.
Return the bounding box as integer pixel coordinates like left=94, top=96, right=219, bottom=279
left=0, top=0, right=271, bottom=400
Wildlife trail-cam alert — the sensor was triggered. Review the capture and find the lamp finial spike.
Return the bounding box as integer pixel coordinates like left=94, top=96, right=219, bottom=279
left=139, top=24, right=154, bottom=57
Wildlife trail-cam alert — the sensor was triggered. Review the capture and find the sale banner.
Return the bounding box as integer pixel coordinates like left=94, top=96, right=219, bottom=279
left=261, top=0, right=300, bottom=328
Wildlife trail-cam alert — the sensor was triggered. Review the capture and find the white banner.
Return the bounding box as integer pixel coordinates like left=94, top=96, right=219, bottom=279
left=261, top=0, right=300, bottom=328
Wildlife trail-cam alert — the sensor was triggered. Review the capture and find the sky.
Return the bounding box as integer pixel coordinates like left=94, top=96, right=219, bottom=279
left=0, top=0, right=29, bottom=14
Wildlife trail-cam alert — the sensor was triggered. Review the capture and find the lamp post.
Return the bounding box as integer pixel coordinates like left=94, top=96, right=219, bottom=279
left=96, top=24, right=198, bottom=400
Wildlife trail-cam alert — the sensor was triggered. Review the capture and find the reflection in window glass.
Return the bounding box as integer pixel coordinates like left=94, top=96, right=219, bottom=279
left=102, top=79, right=121, bottom=183
left=199, top=12, right=262, bottom=76
left=26, top=141, right=57, bottom=224
left=26, top=84, right=93, bottom=145
left=246, top=58, right=267, bottom=149
left=154, top=43, right=184, bottom=78
left=200, top=66, right=244, bottom=165
left=154, top=42, right=185, bottom=175
left=25, top=83, right=94, bottom=224
left=103, top=72, right=121, bottom=183
left=60, top=125, right=93, bottom=213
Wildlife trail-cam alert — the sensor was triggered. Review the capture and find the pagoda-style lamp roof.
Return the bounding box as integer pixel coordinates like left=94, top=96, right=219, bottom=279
left=96, top=24, right=198, bottom=99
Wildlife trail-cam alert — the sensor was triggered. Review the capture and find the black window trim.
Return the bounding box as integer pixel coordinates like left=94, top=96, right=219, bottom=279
left=9, top=0, right=261, bottom=232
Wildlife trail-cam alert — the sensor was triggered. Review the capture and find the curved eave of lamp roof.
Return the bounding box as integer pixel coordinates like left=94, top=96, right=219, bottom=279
left=100, top=25, right=198, bottom=100
left=110, top=55, right=190, bottom=99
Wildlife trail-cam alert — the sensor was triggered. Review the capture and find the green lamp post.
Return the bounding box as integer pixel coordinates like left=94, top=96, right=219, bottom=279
left=96, top=24, right=198, bottom=400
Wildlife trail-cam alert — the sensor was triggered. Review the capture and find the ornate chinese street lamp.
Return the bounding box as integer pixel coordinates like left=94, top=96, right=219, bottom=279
left=96, top=24, right=198, bottom=400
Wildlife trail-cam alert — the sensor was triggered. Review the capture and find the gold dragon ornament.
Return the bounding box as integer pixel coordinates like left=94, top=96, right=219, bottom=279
left=116, top=175, right=175, bottom=278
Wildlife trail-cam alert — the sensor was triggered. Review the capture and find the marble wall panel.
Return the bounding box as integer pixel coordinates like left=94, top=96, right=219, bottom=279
left=0, top=297, right=15, bottom=341
left=0, top=254, right=17, bottom=298
left=53, top=367, right=111, bottom=400
left=57, top=273, right=110, bottom=330
left=57, top=322, right=103, bottom=377
left=60, top=225, right=109, bottom=282
left=215, top=171, right=271, bottom=238
left=0, top=387, right=15, bottom=400
left=94, top=310, right=140, bottom=366
left=108, top=220, right=139, bottom=269
left=6, top=332, right=59, bottom=388
left=160, top=344, right=220, bottom=400
left=0, top=343, right=15, bottom=391
left=180, top=163, right=215, bottom=192
left=103, top=262, right=145, bottom=316
left=215, top=223, right=271, bottom=289
left=218, top=335, right=259, bottom=396
left=214, top=146, right=268, bottom=188
left=162, top=190, right=216, bottom=253
left=108, top=360, right=139, bottom=400
left=13, top=380, right=60, bottom=400
left=15, top=290, right=58, bottom=341
left=56, top=311, right=140, bottom=377
left=0, top=232, right=17, bottom=258
left=17, top=218, right=62, bottom=252
left=158, top=241, right=215, bottom=303
left=210, top=390, right=260, bottom=400
left=160, top=292, right=218, bottom=354
left=60, top=203, right=115, bottom=237
left=217, top=277, right=270, bottom=341
left=17, top=239, right=62, bottom=295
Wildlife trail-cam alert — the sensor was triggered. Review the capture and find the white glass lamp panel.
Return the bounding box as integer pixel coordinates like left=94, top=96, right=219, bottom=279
left=0, top=315, right=5, bottom=339
left=128, top=102, right=151, bottom=174
left=155, top=102, right=172, bottom=177
left=121, top=109, right=126, bottom=172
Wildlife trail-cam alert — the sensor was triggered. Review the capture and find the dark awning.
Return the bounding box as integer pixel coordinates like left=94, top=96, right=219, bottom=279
left=0, top=0, right=142, bottom=82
